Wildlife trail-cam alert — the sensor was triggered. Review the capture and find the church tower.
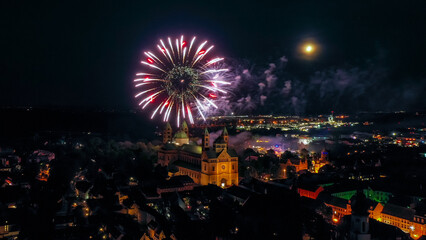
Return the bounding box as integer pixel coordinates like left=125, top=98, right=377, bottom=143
left=202, top=128, right=210, bottom=150
left=213, top=127, right=228, bottom=152
left=350, top=190, right=371, bottom=240
left=222, top=127, right=229, bottom=146
left=320, top=148, right=329, bottom=161
left=163, top=122, right=172, bottom=144
left=181, top=120, right=189, bottom=138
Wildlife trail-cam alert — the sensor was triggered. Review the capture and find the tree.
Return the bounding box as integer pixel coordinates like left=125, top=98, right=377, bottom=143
left=281, top=150, right=295, bottom=160
left=300, top=148, right=309, bottom=159
left=243, top=148, right=258, bottom=160
left=286, top=166, right=296, bottom=179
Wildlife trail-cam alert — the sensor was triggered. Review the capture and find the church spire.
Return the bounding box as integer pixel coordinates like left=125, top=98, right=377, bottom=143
left=163, top=122, right=173, bottom=144
left=202, top=128, right=210, bottom=150
left=213, top=127, right=228, bottom=152
left=222, top=127, right=229, bottom=145
left=181, top=120, right=189, bottom=138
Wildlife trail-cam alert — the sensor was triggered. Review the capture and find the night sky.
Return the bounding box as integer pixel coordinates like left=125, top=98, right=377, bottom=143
left=2, top=0, right=425, bottom=114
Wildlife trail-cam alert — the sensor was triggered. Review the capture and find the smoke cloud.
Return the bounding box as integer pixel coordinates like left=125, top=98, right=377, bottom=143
left=211, top=54, right=425, bottom=115
left=197, top=130, right=298, bottom=155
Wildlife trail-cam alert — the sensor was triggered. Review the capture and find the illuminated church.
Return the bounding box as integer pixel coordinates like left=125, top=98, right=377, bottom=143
left=157, top=121, right=239, bottom=187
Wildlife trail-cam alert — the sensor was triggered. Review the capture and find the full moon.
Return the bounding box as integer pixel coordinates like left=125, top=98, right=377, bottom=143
left=305, top=44, right=314, bottom=53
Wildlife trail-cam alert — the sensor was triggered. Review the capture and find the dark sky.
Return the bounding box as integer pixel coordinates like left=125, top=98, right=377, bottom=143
left=2, top=0, right=425, bottom=113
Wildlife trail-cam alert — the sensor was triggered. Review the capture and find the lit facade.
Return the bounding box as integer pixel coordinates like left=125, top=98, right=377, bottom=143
left=371, top=203, right=426, bottom=239
left=325, top=199, right=426, bottom=239
left=324, top=196, right=352, bottom=223
left=157, top=122, right=238, bottom=188
left=312, top=149, right=330, bottom=173
left=280, top=158, right=308, bottom=175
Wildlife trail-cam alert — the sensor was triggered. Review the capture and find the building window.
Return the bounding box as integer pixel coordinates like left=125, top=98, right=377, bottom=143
left=232, top=164, right=234, bottom=170
left=212, top=166, right=215, bottom=171
left=204, top=165, right=206, bottom=171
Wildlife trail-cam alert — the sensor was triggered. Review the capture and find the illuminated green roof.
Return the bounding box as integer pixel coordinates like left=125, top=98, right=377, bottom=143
left=174, top=130, right=188, bottom=139
left=181, top=120, right=188, bottom=129
left=181, top=144, right=202, bottom=155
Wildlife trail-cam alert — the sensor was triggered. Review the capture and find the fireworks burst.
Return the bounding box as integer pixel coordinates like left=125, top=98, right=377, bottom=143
left=134, top=36, right=229, bottom=126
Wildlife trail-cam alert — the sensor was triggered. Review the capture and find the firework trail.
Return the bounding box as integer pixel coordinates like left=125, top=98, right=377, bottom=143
left=135, top=36, right=230, bottom=126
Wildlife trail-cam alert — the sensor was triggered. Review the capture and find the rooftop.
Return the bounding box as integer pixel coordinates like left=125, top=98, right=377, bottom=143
left=173, top=160, right=200, bottom=172
left=382, top=203, right=415, bottom=220
left=174, top=130, right=188, bottom=139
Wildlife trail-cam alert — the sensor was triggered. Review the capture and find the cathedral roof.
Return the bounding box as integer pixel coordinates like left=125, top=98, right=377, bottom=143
left=173, top=160, right=200, bottom=172
left=181, top=144, right=202, bottom=155
left=181, top=120, right=188, bottom=129
left=206, top=149, right=218, bottom=158
left=213, top=127, right=228, bottom=144
left=214, top=137, right=226, bottom=144
left=227, top=149, right=238, bottom=157
left=173, top=130, right=188, bottom=139
left=205, top=148, right=238, bottom=158
left=163, top=143, right=177, bottom=150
